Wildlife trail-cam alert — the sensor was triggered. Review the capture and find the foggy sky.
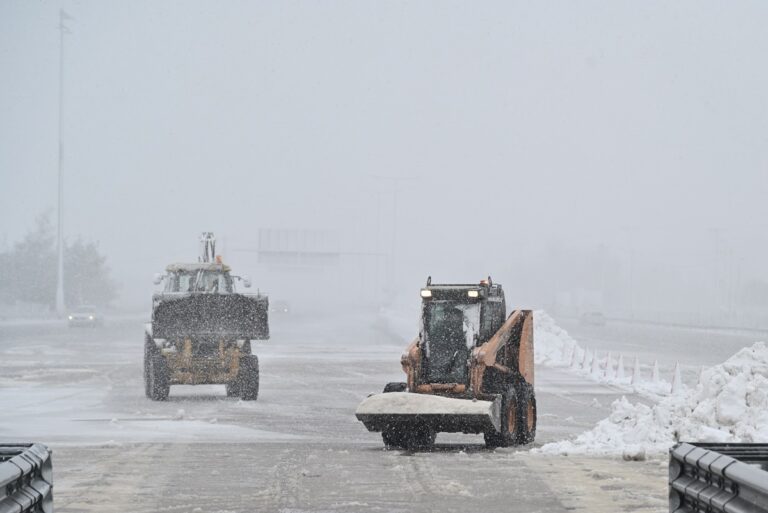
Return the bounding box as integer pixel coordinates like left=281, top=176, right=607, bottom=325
left=1, top=1, right=767, bottom=313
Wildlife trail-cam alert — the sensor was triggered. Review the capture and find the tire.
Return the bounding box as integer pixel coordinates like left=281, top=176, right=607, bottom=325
left=225, top=381, right=240, bottom=398
left=148, top=355, right=170, bottom=401
left=382, top=427, right=407, bottom=449
left=143, top=335, right=156, bottom=398
left=383, top=423, right=435, bottom=451
left=238, top=355, right=259, bottom=401
left=383, top=382, right=407, bottom=393
left=484, top=384, right=525, bottom=448
left=404, top=425, right=436, bottom=451
left=519, top=388, right=537, bottom=445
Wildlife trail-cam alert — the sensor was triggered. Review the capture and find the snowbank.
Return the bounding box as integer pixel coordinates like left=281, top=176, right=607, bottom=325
left=533, top=310, right=581, bottom=366
left=539, top=342, right=768, bottom=456
left=534, top=311, right=678, bottom=398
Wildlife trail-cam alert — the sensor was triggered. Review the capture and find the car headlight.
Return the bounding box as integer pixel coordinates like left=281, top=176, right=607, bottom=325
left=89, top=316, right=94, bottom=320
left=467, top=290, right=479, bottom=298
left=420, top=289, right=432, bottom=298
left=68, top=315, right=73, bottom=320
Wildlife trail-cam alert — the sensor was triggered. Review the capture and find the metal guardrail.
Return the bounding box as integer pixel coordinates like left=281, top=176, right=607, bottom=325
left=669, top=442, right=768, bottom=513
left=0, top=443, right=53, bottom=513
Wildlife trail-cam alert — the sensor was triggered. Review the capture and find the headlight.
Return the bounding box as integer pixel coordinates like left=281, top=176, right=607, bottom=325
left=467, top=290, right=479, bottom=298
left=420, top=289, right=432, bottom=298
left=89, top=316, right=94, bottom=320
left=68, top=315, right=73, bottom=320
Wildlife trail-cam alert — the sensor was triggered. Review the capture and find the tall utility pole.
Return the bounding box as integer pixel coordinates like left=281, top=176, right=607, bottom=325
left=621, top=225, right=637, bottom=320
left=371, top=175, right=415, bottom=300
left=55, top=10, right=72, bottom=316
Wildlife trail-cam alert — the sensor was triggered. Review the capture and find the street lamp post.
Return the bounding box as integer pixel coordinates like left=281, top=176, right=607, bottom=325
left=55, top=9, right=72, bottom=316
left=371, top=175, right=414, bottom=301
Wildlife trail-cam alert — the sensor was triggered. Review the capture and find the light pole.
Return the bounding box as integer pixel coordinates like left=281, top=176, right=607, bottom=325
left=371, top=175, right=414, bottom=300
left=620, top=225, right=637, bottom=320
left=55, top=9, right=72, bottom=316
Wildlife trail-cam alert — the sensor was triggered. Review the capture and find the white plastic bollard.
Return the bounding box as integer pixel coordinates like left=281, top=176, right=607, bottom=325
left=604, top=352, right=613, bottom=379
left=591, top=351, right=600, bottom=376
left=617, top=354, right=625, bottom=381
left=671, top=362, right=683, bottom=394
left=631, top=357, right=641, bottom=385
left=582, top=348, right=590, bottom=370
left=569, top=346, right=577, bottom=368
left=652, top=360, right=660, bottom=384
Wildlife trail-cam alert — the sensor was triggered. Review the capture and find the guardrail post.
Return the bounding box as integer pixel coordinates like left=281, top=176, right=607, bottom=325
left=0, top=443, right=53, bottom=513
left=669, top=442, right=768, bottom=513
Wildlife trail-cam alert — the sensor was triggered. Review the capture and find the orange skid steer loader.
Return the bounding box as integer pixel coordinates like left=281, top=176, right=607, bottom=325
left=356, top=277, right=536, bottom=449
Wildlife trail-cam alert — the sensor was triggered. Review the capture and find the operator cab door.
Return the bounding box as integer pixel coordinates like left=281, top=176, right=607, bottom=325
left=422, top=301, right=480, bottom=384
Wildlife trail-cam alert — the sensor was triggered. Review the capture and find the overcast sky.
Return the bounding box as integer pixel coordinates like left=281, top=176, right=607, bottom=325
left=1, top=1, right=767, bottom=312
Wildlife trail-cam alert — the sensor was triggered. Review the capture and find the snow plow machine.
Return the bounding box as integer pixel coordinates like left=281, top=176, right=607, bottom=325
left=356, top=277, right=536, bottom=449
left=144, top=233, right=269, bottom=401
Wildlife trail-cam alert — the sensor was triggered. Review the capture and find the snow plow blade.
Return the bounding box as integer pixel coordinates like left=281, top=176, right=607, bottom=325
left=355, top=392, right=501, bottom=434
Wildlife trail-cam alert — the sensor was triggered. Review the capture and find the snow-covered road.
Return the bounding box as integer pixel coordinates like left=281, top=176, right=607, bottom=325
left=1, top=313, right=672, bottom=512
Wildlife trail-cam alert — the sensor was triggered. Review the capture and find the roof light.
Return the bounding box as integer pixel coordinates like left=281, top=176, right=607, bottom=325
left=420, top=289, right=432, bottom=298
left=468, top=290, right=479, bottom=298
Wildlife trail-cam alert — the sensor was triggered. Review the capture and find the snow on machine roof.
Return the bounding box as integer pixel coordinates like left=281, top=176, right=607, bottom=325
left=165, top=262, right=231, bottom=273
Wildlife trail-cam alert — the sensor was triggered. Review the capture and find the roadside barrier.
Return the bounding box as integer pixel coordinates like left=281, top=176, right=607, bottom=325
left=0, top=443, right=53, bottom=513
left=669, top=442, right=768, bottom=513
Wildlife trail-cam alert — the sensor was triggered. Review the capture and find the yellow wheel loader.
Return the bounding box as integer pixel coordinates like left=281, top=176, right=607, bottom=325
left=356, top=277, right=536, bottom=449
left=144, top=233, right=268, bottom=401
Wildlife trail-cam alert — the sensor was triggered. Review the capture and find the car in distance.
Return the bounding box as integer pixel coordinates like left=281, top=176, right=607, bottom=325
left=68, top=305, right=103, bottom=327
left=580, top=311, right=607, bottom=327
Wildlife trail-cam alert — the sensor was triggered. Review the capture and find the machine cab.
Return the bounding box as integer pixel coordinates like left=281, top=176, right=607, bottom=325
left=418, top=278, right=506, bottom=384
left=162, top=263, right=235, bottom=294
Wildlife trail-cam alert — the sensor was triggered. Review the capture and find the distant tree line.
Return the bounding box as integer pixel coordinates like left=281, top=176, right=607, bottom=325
left=0, top=212, right=117, bottom=309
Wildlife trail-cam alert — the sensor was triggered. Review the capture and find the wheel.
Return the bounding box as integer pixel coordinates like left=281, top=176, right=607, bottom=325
left=225, top=381, right=240, bottom=397
left=148, top=355, right=170, bottom=401
left=404, top=425, right=436, bottom=451
left=143, top=335, right=156, bottom=398
left=520, top=388, right=537, bottom=444
left=382, top=426, right=407, bottom=449
left=383, top=382, right=407, bottom=393
left=484, top=384, right=525, bottom=448
left=238, top=355, right=259, bottom=400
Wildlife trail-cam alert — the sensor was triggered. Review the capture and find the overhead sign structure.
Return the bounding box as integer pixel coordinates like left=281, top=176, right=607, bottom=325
left=256, top=229, right=340, bottom=267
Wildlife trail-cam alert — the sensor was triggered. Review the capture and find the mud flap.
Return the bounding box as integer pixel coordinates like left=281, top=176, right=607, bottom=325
left=355, top=392, right=501, bottom=434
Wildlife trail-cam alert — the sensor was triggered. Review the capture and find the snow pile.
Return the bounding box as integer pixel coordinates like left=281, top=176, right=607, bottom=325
left=540, top=342, right=768, bottom=456
left=533, top=310, right=582, bottom=366
left=534, top=311, right=676, bottom=398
